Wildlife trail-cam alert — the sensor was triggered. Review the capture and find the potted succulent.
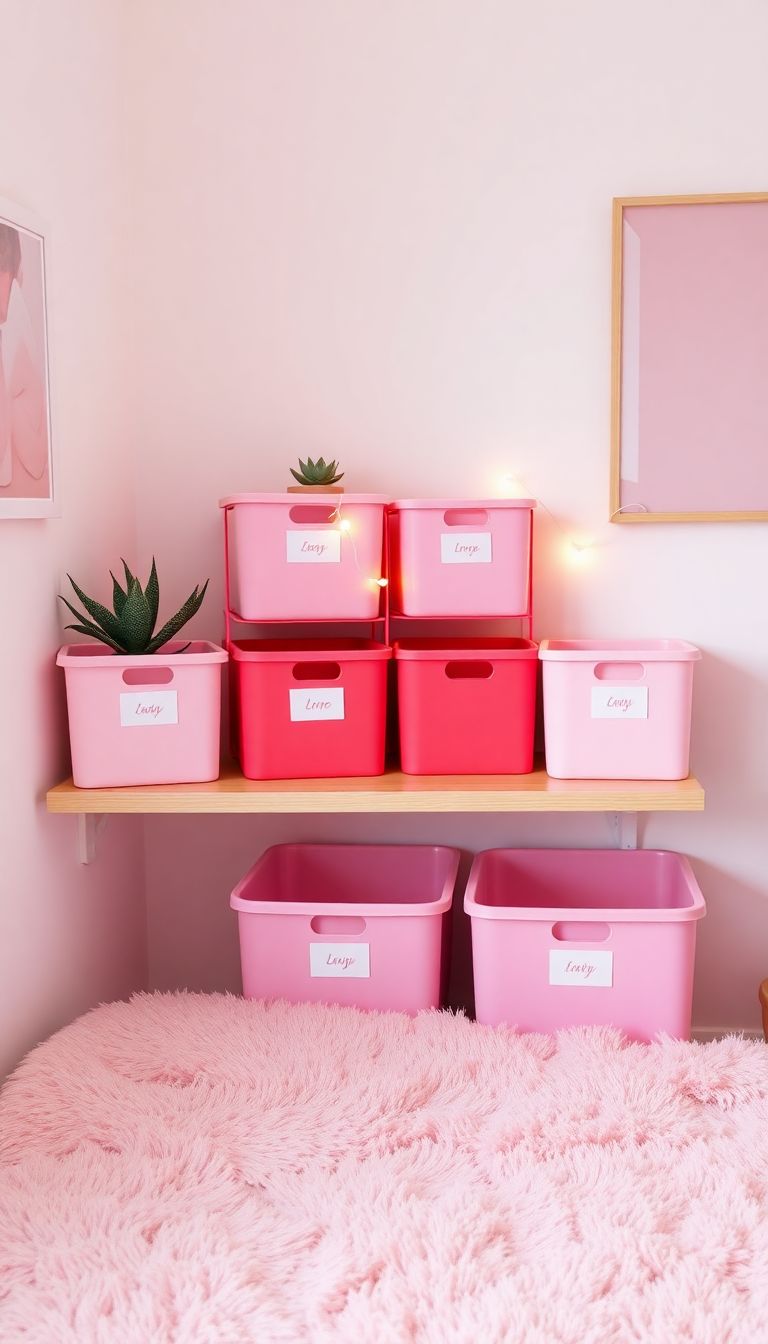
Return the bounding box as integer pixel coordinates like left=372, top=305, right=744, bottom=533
left=56, top=559, right=227, bottom=789
left=288, top=456, right=344, bottom=493
left=59, top=558, right=209, bottom=654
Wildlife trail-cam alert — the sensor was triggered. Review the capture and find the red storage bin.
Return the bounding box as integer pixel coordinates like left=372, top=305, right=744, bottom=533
left=394, top=637, right=538, bottom=775
left=231, top=638, right=391, bottom=780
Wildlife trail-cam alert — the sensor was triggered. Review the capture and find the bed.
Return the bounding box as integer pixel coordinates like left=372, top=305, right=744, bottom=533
left=2, top=992, right=767, bottom=1342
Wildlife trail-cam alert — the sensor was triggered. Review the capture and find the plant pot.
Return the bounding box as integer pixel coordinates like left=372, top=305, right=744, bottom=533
left=56, top=640, right=228, bottom=787
left=287, top=484, right=344, bottom=493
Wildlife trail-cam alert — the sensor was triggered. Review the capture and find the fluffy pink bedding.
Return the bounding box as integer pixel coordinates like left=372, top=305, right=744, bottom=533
left=2, top=992, right=768, bottom=1342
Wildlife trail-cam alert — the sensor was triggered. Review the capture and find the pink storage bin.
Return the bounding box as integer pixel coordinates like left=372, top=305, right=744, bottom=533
left=231, top=843, right=460, bottom=1013
left=391, top=498, right=534, bottom=616
left=221, top=493, right=388, bottom=620
left=539, top=639, right=700, bottom=780
left=231, top=638, right=391, bottom=780
left=57, top=641, right=227, bottom=788
left=395, top=637, right=538, bottom=774
left=465, top=848, right=705, bottom=1041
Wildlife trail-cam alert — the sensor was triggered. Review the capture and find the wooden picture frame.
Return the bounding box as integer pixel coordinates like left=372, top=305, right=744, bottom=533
left=610, top=192, right=768, bottom=523
left=0, top=196, right=56, bottom=519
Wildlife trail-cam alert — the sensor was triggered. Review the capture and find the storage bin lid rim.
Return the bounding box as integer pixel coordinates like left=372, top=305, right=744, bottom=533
left=57, top=640, right=228, bottom=667
left=464, top=896, right=706, bottom=922
left=230, top=639, right=392, bottom=662
left=231, top=893, right=454, bottom=917
left=538, top=639, right=700, bottom=661
left=220, top=493, right=389, bottom=507
left=391, top=497, right=536, bottom=510
left=394, top=637, right=538, bottom=660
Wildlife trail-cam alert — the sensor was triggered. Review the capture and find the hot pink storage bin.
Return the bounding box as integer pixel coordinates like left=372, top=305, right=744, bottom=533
left=391, top=498, right=534, bottom=616
left=221, top=493, right=388, bottom=620
left=231, top=638, right=391, bottom=780
left=57, top=641, right=227, bottom=788
left=231, top=843, right=460, bottom=1013
left=465, top=848, right=705, bottom=1041
left=395, top=637, right=538, bottom=774
left=539, top=639, right=700, bottom=780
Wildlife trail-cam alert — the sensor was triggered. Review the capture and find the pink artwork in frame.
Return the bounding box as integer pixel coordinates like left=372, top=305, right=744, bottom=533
left=610, top=193, right=768, bottom=522
left=0, top=196, right=56, bottom=519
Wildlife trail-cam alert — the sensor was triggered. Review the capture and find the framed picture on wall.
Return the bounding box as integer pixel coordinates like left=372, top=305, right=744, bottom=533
left=0, top=196, right=56, bottom=519
left=610, top=192, right=768, bottom=522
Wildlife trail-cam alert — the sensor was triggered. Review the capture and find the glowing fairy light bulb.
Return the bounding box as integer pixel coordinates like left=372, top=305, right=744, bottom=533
left=501, top=472, right=526, bottom=497
left=567, top=540, right=594, bottom=564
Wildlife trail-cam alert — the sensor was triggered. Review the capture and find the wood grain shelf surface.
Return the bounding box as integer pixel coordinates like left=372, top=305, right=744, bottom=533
left=46, top=763, right=705, bottom=815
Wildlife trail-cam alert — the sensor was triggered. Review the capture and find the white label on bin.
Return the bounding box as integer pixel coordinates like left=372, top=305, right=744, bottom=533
left=289, top=687, right=345, bottom=721
left=549, top=949, right=613, bottom=987
left=120, top=690, right=178, bottom=727
left=310, top=943, right=370, bottom=978
left=591, top=686, right=648, bottom=719
left=286, top=530, right=341, bottom=563
left=440, top=532, right=492, bottom=564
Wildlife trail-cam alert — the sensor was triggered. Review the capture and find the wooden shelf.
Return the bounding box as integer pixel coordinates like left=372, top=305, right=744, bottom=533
left=46, top=763, right=704, bottom=815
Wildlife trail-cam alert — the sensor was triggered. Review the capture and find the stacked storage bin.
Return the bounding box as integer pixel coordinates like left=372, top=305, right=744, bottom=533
left=538, top=638, right=700, bottom=780
left=221, top=494, right=392, bottom=780
left=222, top=495, right=466, bottom=1015
left=389, top=499, right=538, bottom=774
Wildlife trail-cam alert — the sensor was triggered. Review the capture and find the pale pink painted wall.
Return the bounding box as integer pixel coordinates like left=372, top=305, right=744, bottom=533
left=0, top=1, right=147, bottom=1076
left=131, top=0, right=768, bottom=1031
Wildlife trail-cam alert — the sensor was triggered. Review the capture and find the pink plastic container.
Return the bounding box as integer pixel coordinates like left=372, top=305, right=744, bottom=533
left=231, top=638, right=391, bottom=780
left=231, top=843, right=460, bottom=1012
left=57, top=641, right=227, bottom=788
left=539, top=639, right=700, bottom=780
left=395, top=637, right=538, bottom=774
left=221, top=493, right=388, bottom=620
left=465, top=848, right=705, bottom=1041
left=391, top=498, right=534, bottom=616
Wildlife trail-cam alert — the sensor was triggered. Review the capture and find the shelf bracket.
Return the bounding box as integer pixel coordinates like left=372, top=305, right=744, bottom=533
left=608, top=812, right=638, bottom=850
left=77, top=814, right=108, bottom=864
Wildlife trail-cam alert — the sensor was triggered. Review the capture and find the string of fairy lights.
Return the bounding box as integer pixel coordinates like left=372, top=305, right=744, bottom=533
left=327, top=477, right=627, bottom=585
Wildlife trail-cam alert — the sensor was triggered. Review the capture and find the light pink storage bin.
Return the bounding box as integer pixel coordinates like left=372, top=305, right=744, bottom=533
left=539, top=639, right=700, bottom=779
left=465, top=848, right=705, bottom=1041
left=231, top=844, right=459, bottom=1014
left=57, top=641, right=227, bottom=788
left=221, top=493, right=388, bottom=620
left=391, top=498, right=534, bottom=616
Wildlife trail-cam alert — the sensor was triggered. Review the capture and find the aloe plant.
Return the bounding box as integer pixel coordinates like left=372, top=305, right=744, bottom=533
left=289, top=456, right=344, bottom=487
left=59, top=559, right=209, bottom=654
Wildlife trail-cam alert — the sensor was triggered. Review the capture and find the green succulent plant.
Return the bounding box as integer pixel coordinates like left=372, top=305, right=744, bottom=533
left=289, top=456, right=344, bottom=486
left=59, top=559, right=209, bottom=655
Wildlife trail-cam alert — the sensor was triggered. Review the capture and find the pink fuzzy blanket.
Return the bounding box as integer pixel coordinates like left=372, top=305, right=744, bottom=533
left=2, top=994, right=768, bottom=1343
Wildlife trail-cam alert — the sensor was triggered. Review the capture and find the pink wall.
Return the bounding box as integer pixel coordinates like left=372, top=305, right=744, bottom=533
left=0, top=1, right=147, bottom=1077
left=132, top=1, right=767, bottom=1032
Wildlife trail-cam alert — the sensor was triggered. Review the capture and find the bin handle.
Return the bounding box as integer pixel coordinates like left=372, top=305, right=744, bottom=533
left=551, top=921, right=611, bottom=942
left=443, top=508, right=488, bottom=527
left=288, top=504, right=338, bottom=526
left=445, top=661, right=493, bottom=680
left=121, top=667, right=174, bottom=686
left=593, top=662, right=645, bottom=681
left=292, top=661, right=342, bottom=681
left=310, top=915, right=367, bottom=935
